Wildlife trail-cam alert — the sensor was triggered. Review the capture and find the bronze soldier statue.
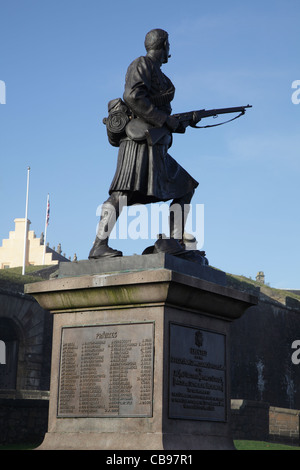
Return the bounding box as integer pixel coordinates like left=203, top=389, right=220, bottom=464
left=89, top=29, right=199, bottom=259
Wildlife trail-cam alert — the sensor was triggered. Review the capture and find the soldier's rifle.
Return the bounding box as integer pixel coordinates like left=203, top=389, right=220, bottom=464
left=144, top=104, right=252, bottom=146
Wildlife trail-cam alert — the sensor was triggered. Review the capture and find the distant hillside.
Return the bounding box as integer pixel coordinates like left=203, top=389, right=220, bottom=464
left=226, top=273, right=300, bottom=309
left=0, top=265, right=58, bottom=292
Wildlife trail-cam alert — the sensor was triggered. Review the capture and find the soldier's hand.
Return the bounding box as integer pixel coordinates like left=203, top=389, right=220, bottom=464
left=166, top=115, right=179, bottom=131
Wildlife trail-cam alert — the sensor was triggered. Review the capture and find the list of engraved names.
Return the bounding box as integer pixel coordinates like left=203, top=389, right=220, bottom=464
left=169, top=323, right=226, bottom=422
left=57, top=323, right=154, bottom=418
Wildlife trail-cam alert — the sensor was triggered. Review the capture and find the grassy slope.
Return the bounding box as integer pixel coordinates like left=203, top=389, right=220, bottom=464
left=0, top=265, right=52, bottom=285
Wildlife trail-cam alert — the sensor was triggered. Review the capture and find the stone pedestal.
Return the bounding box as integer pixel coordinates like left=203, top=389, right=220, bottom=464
left=25, top=254, right=257, bottom=450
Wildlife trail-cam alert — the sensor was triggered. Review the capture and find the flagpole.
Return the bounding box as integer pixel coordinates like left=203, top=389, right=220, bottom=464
left=22, top=166, right=30, bottom=275
left=42, top=193, right=50, bottom=265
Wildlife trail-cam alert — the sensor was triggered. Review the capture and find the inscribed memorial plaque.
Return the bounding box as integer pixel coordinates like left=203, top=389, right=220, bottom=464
left=169, top=323, right=226, bottom=421
left=57, top=322, right=154, bottom=418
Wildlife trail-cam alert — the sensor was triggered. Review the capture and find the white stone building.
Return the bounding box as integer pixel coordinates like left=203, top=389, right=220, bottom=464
left=0, top=218, right=69, bottom=268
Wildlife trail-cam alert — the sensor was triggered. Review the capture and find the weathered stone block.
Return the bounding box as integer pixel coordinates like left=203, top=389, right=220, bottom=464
left=25, top=255, right=257, bottom=450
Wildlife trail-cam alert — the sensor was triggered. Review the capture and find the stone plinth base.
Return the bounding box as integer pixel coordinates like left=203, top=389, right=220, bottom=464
left=25, top=254, right=257, bottom=450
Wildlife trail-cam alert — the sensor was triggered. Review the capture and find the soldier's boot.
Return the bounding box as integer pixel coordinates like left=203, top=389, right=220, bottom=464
left=152, top=204, right=186, bottom=255
left=169, top=202, right=190, bottom=249
left=88, top=203, right=122, bottom=259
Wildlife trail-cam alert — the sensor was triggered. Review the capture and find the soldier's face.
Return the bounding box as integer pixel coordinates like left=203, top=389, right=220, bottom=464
left=162, top=40, right=170, bottom=64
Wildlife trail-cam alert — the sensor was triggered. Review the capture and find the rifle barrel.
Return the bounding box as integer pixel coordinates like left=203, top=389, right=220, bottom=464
left=172, top=105, right=252, bottom=123
left=202, top=105, right=252, bottom=117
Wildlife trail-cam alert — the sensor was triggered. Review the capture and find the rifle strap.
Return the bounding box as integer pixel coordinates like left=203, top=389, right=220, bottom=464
left=192, top=111, right=245, bottom=129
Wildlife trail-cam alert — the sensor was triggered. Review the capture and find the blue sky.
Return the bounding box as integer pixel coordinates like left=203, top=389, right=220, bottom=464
left=0, top=0, right=299, bottom=288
